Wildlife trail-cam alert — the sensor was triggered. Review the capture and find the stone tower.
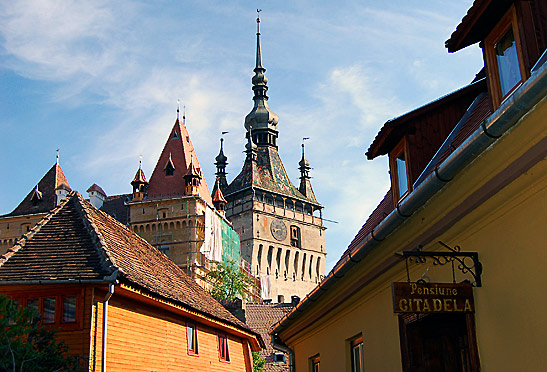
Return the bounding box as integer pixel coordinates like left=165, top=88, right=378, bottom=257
left=222, top=14, right=326, bottom=303
left=126, top=110, right=242, bottom=285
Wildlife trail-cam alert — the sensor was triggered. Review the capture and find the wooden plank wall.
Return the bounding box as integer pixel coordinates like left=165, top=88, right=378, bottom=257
left=0, top=284, right=94, bottom=368
left=89, top=293, right=252, bottom=371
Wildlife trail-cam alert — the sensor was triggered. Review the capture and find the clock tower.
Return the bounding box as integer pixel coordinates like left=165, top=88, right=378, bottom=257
left=220, top=14, right=326, bottom=303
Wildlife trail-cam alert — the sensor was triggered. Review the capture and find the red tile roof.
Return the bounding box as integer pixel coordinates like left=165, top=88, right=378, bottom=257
left=445, top=0, right=512, bottom=52
left=86, top=183, right=106, bottom=196
left=147, top=119, right=212, bottom=204
left=0, top=192, right=255, bottom=335
left=246, top=303, right=294, bottom=372
left=131, top=168, right=147, bottom=184
left=4, top=163, right=71, bottom=217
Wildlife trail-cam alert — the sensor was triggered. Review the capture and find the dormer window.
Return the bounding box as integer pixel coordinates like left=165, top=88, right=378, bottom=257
left=484, top=6, right=526, bottom=108
left=164, top=155, right=175, bottom=177
left=390, top=139, right=411, bottom=202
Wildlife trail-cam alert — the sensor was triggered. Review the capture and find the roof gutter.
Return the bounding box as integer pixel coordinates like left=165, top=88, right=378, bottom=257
left=272, top=60, right=547, bottom=336
left=0, top=271, right=119, bottom=286
left=271, top=334, right=295, bottom=372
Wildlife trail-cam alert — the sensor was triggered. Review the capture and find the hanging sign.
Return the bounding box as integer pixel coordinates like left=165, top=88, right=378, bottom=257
left=392, top=282, right=474, bottom=313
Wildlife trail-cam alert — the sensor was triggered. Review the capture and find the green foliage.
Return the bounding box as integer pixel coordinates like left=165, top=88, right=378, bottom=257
left=0, top=295, right=83, bottom=372
left=205, top=260, right=254, bottom=301
left=252, top=350, right=265, bottom=372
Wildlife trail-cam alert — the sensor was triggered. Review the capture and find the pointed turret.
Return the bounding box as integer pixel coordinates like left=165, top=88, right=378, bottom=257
left=245, top=128, right=258, bottom=162
left=212, top=178, right=228, bottom=215
left=298, top=143, right=318, bottom=203
left=131, top=159, right=148, bottom=201
left=214, top=138, right=228, bottom=192
left=244, top=11, right=279, bottom=148
left=146, top=107, right=212, bottom=204
left=184, top=156, right=202, bottom=196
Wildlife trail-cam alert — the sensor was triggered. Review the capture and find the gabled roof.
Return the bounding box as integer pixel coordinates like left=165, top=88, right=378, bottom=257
left=366, top=78, right=486, bottom=159
left=4, top=163, right=71, bottom=217
left=86, top=183, right=106, bottom=196
left=225, top=147, right=321, bottom=206
left=445, top=0, right=513, bottom=53
left=146, top=119, right=212, bottom=204
left=0, top=192, right=254, bottom=336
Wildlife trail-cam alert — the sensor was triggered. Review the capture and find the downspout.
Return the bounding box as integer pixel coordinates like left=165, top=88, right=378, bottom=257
left=271, top=334, right=295, bottom=372
left=102, top=281, right=115, bottom=372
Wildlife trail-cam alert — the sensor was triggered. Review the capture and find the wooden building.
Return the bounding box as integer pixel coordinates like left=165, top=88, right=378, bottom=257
left=271, top=1, right=547, bottom=371
left=0, top=192, right=263, bottom=371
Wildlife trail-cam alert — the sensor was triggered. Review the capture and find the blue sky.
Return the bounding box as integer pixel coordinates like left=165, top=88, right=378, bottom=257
left=0, top=0, right=482, bottom=272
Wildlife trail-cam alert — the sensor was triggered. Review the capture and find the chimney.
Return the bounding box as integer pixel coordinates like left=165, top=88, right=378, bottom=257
left=87, top=184, right=106, bottom=209
left=55, top=185, right=70, bottom=205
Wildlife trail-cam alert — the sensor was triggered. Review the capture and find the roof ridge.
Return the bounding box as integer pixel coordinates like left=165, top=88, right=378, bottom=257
left=71, top=192, right=119, bottom=277
left=0, top=193, right=71, bottom=267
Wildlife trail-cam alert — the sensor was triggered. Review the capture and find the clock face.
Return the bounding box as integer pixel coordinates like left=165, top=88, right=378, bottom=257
left=270, top=219, right=287, bottom=241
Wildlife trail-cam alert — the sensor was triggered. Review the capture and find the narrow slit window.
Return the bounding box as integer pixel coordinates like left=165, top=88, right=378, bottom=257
left=187, top=322, right=198, bottom=355
left=218, top=333, right=230, bottom=362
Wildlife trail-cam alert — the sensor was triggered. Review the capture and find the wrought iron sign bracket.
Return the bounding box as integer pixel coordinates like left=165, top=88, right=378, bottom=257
left=398, top=241, right=483, bottom=287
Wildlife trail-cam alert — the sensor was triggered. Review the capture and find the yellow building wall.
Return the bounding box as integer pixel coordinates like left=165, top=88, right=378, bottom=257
left=281, top=91, right=547, bottom=371
left=0, top=213, right=47, bottom=255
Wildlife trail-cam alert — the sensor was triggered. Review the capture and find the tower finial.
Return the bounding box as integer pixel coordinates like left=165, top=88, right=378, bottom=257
left=139, top=154, right=143, bottom=169
left=244, top=10, right=279, bottom=147
left=177, top=99, right=180, bottom=121
left=255, top=9, right=264, bottom=71
left=183, top=105, right=186, bottom=125
left=56, top=148, right=60, bottom=165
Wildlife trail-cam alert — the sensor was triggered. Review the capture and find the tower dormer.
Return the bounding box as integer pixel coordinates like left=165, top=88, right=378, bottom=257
left=184, top=157, right=201, bottom=196
left=131, top=160, right=148, bottom=202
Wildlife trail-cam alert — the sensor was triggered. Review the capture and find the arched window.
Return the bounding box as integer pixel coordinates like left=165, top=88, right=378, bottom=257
left=293, top=252, right=299, bottom=278
left=316, top=257, right=321, bottom=282
left=267, top=246, right=274, bottom=274
left=301, top=253, right=307, bottom=280
left=257, top=244, right=263, bottom=273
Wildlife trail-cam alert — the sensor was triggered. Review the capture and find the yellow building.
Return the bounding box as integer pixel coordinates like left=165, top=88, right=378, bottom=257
left=271, top=1, right=547, bottom=371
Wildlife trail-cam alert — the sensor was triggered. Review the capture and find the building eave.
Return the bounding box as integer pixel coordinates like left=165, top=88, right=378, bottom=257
left=272, top=60, right=547, bottom=341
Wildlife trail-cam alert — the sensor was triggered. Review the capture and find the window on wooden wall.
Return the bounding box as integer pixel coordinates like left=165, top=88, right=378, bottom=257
left=217, top=333, right=230, bottom=362
left=350, top=335, right=364, bottom=372
left=484, top=5, right=527, bottom=108
left=389, top=139, right=411, bottom=204
left=6, top=289, right=83, bottom=330
left=187, top=322, right=198, bottom=355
